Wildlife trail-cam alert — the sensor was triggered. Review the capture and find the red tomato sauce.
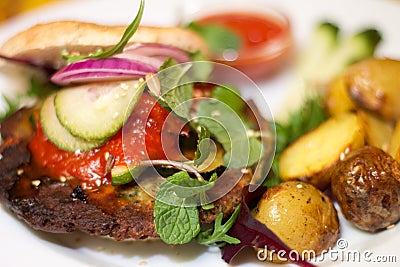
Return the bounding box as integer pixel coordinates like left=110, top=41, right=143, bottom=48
left=29, top=93, right=184, bottom=188
left=197, top=11, right=292, bottom=79
left=199, top=12, right=283, bottom=57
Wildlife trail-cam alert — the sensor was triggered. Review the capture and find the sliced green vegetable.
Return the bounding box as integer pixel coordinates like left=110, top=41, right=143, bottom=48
left=54, top=80, right=145, bottom=141
left=40, top=94, right=105, bottom=152
left=63, top=0, right=145, bottom=63
left=297, top=21, right=382, bottom=86
left=298, top=22, right=339, bottom=82
left=110, top=164, right=143, bottom=186
left=318, top=28, right=382, bottom=83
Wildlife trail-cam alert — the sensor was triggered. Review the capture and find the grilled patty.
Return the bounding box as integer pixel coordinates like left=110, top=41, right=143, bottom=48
left=0, top=108, right=251, bottom=240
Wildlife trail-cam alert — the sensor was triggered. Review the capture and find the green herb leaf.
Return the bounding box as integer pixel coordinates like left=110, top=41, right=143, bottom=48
left=154, top=171, right=215, bottom=245
left=196, top=207, right=241, bottom=246
left=211, top=85, right=245, bottom=115
left=196, top=99, right=263, bottom=168
left=154, top=199, right=200, bottom=245
left=154, top=172, right=201, bottom=245
left=62, top=49, right=104, bottom=64
left=265, top=95, right=327, bottom=186
left=277, top=95, right=327, bottom=155
left=194, top=126, right=211, bottom=167
left=63, top=0, right=145, bottom=63
left=0, top=95, right=18, bottom=122
left=0, top=76, right=56, bottom=122
left=186, top=22, right=241, bottom=54
left=189, top=51, right=213, bottom=81
left=157, top=58, right=193, bottom=119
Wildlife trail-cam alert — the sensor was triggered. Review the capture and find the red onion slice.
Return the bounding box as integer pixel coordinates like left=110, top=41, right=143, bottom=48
left=51, top=57, right=158, bottom=85
left=114, top=53, right=165, bottom=69
left=124, top=43, right=191, bottom=63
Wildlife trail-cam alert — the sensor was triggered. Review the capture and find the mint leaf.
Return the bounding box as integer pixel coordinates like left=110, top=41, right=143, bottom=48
left=197, top=207, right=241, bottom=246
left=157, top=59, right=193, bottom=119
left=154, top=171, right=215, bottom=245
left=63, top=0, right=145, bottom=63
left=154, top=199, right=200, bottom=245
left=154, top=172, right=200, bottom=245
left=186, top=22, right=241, bottom=54
left=189, top=51, right=213, bottom=81
left=194, top=126, right=211, bottom=167
left=196, top=99, right=263, bottom=168
left=211, top=85, right=245, bottom=115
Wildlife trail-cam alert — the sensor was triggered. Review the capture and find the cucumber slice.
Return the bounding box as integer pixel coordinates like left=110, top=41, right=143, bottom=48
left=111, top=164, right=142, bottom=185
left=55, top=80, right=145, bottom=141
left=40, top=94, right=105, bottom=152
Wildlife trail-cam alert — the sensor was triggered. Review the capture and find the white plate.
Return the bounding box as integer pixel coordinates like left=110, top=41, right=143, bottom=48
left=1, top=0, right=400, bottom=266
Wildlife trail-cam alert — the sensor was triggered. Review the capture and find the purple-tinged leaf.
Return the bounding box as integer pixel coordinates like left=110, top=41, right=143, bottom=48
left=220, top=185, right=316, bottom=267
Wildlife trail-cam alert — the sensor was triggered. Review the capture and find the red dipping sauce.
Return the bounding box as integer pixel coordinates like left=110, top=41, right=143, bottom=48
left=196, top=10, right=292, bottom=79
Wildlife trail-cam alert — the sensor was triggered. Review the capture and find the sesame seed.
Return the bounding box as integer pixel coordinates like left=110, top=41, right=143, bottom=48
left=211, top=111, right=221, bottom=117
left=344, top=147, right=350, bottom=154
left=120, top=83, right=129, bottom=90
left=17, top=169, right=24, bottom=175
left=350, top=165, right=361, bottom=175
left=296, top=183, right=303, bottom=189
left=146, top=73, right=161, bottom=97
left=81, top=182, right=87, bottom=190
left=340, top=152, right=345, bottom=161
left=104, top=152, right=110, bottom=161
left=31, top=180, right=41, bottom=187
left=95, top=179, right=102, bottom=187
left=241, top=168, right=250, bottom=174
left=386, top=224, right=395, bottom=230
left=60, top=176, right=67, bottom=183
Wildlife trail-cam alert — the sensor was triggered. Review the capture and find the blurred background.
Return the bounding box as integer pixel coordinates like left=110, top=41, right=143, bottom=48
left=0, top=0, right=56, bottom=22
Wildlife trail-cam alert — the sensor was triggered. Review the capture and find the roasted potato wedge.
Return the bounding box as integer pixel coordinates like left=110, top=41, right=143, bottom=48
left=345, top=58, right=400, bottom=121
left=331, top=146, right=400, bottom=232
left=357, top=110, right=394, bottom=152
left=279, top=112, right=364, bottom=189
left=254, top=181, right=340, bottom=262
left=325, top=75, right=356, bottom=115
